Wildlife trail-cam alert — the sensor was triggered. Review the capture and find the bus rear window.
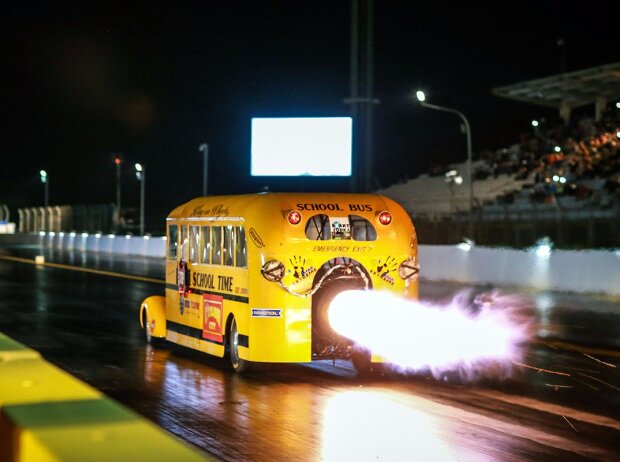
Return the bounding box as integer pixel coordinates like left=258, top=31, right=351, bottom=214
left=168, top=224, right=178, bottom=259
left=304, top=214, right=376, bottom=241
left=350, top=214, right=377, bottom=241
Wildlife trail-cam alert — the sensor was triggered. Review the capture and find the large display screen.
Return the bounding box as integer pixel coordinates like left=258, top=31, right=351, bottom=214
left=251, top=117, right=352, bottom=176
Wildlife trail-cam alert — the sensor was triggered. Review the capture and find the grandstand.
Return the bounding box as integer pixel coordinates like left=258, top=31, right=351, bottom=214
left=377, top=63, right=620, bottom=248
left=377, top=160, right=530, bottom=220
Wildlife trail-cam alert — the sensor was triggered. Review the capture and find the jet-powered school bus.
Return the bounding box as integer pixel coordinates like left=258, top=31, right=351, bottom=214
left=139, top=193, right=419, bottom=373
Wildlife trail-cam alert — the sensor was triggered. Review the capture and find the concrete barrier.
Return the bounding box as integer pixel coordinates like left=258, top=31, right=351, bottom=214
left=0, top=233, right=618, bottom=295
left=0, top=332, right=210, bottom=462
left=0, top=232, right=166, bottom=258
left=0, top=222, right=16, bottom=234
left=419, top=244, right=620, bottom=296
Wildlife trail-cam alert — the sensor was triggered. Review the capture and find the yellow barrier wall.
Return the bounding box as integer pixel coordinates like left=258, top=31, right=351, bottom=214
left=0, top=333, right=211, bottom=462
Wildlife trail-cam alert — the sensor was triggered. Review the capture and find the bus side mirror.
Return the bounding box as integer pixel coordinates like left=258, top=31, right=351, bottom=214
left=261, top=260, right=286, bottom=283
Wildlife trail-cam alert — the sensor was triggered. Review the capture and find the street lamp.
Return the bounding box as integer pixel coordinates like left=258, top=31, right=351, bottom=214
left=135, top=163, right=145, bottom=235
left=414, top=90, right=473, bottom=236
left=199, top=143, right=209, bottom=196
left=40, top=170, right=49, bottom=207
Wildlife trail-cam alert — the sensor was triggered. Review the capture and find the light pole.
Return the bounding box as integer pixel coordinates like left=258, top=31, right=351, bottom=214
left=415, top=90, right=473, bottom=237
left=40, top=170, right=49, bottom=207
left=199, top=143, right=209, bottom=196
left=445, top=169, right=463, bottom=214
left=135, top=163, right=145, bottom=235
left=114, top=155, right=122, bottom=213
left=531, top=119, right=539, bottom=137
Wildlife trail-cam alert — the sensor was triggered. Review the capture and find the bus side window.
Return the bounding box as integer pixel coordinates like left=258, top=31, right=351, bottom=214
left=189, top=226, right=199, bottom=264
left=223, top=225, right=234, bottom=267
left=236, top=226, right=247, bottom=268
left=168, top=224, right=178, bottom=259
left=200, top=226, right=211, bottom=264
left=350, top=215, right=377, bottom=241
left=305, top=214, right=331, bottom=240
left=180, top=225, right=189, bottom=261
left=212, top=226, right=222, bottom=265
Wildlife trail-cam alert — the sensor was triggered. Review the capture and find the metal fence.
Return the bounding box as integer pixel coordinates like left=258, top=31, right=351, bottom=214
left=17, top=204, right=118, bottom=234
left=0, top=204, right=9, bottom=222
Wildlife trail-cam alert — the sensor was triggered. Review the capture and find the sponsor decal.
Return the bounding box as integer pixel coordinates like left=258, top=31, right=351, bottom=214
left=248, top=227, right=265, bottom=248
left=329, top=216, right=351, bottom=240
left=251, top=308, right=282, bottom=318
left=178, top=259, right=187, bottom=294
left=203, top=294, right=224, bottom=342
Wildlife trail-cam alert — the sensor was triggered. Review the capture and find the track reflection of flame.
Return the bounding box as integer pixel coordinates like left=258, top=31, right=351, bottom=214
left=328, top=290, right=530, bottom=378
left=322, top=391, right=464, bottom=461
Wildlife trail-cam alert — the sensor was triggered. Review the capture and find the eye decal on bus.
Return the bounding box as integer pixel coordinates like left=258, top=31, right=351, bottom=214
left=261, top=260, right=286, bottom=282
left=398, top=256, right=420, bottom=281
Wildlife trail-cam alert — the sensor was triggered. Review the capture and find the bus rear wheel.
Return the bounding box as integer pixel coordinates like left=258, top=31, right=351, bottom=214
left=351, top=344, right=372, bottom=375
left=229, top=317, right=251, bottom=373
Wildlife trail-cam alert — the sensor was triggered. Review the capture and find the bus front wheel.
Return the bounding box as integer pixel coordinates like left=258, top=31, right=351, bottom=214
left=229, top=317, right=251, bottom=373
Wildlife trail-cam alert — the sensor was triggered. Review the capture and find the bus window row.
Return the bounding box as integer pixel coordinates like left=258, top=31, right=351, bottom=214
left=168, top=223, right=247, bottom=268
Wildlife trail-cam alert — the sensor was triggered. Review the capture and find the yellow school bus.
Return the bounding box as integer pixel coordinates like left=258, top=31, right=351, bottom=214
left=139, top=193, right=419, bottom=373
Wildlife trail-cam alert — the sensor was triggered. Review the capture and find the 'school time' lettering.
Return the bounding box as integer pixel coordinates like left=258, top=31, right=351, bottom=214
left=192, top=272, right=234, bottom=292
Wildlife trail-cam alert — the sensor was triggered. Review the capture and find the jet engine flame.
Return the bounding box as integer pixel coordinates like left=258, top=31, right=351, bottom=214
left=328, top=289, right=531, bottom=379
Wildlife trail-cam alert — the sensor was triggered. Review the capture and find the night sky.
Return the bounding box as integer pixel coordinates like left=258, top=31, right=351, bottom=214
left=2, top=1, right=618, bottom=225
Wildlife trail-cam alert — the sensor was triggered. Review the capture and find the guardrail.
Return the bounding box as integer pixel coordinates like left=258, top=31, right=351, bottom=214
left=0, top=232, right=619, bottom=296
left=419, top=244, right=620, bottom=296
left=0, top=232, right=166, bottom=258
left=0, top=222, right=16, bottom=234
left=0, top=332, right=210, bottom=461
left=17, top=204, right=117, bottom=234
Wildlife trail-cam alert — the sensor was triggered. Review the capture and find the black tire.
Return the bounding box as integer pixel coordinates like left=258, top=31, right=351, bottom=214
left=351, top=344, right=372, bottom=375
left=229, top=317, right=251, bottom=373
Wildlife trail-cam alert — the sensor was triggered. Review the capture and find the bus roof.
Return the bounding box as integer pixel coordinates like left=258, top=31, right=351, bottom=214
left=167, top=192, right=407, bottom=221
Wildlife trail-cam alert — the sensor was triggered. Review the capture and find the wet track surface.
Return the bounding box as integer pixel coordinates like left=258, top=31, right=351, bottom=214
left=0, top=245, right=619, bottom=461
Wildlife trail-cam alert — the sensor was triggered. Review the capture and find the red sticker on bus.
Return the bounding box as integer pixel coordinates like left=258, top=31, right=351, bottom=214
left=202, top=293, right=224, bottom=343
